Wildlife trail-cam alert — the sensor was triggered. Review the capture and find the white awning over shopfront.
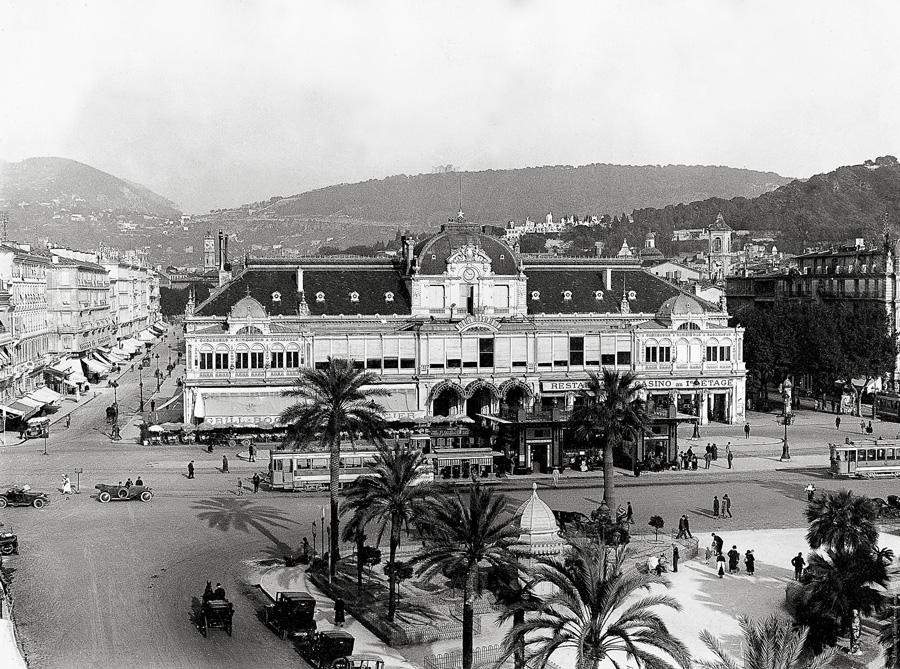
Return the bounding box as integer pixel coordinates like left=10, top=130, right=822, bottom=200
left=49, top=358, right=87, bottom=384
left=137, top=329, right=155, bottom=342
left=27, top=387, right=63, bottom=405
left=82, top=357, right=109, bottom=375
left=199, top=392, right=295, bottom=427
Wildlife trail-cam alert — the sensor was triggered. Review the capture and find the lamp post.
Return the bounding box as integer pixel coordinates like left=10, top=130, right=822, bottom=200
left=139, top=367, right=144, bottom=413
left=110, top=379, right=118, bottom=404
left=780, top=378, right=793, bottom=461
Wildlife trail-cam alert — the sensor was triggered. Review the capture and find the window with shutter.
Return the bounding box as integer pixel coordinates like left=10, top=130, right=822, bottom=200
left=314, top=340, right=330, bottom=364
left=537, top=337, right=552, bottom=367
left=349, top=338, right=366, bottom=363
left=383, top=337, right=400, bottom=369
left=510, top=337, right=528, bottom=368
left=399, top=337, right=416, bottom=370
left=446, top=337, right=462, bottom=368
left=552, top=335, right=568, bottom=367
left=584, top=335, right=600, bottom=366
left=428, top=338, right=446, bottom=369
left=494, top=337, right=511, bottom=370
left=462, top=337, right=478, bottom=368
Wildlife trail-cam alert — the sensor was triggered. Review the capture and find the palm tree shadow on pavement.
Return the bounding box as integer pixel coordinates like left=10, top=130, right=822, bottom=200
left=191, top=496, right=296, bottom=554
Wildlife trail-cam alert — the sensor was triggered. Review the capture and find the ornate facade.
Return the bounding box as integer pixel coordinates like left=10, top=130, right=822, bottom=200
left=184, top=216, right=747, bottom=470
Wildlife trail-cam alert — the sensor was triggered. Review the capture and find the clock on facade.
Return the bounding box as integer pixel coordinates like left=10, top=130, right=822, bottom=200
left=462, top=267, right=478, bottom=282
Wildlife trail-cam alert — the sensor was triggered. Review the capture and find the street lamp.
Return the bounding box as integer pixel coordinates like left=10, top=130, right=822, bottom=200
left=139, top=367, right=145, bottom=413
left=110, top=380, right=118, bottom=404
left=780, top=378, right=793, bottom=461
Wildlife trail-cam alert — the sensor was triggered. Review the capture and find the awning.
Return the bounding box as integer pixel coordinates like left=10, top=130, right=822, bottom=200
left=93, top=351, right=115, bottom=366
left=199, top=392, right=295, bottom=427
left=378, top=389, right=424, bottom=422
left=50, top=358, right=87, bottom=384
left=431, top=448, right=496, bottom=466
left=18, top=397, right=42, bottom=408
left=0, top=404, right=24, bottom=417
left=82, top=357, right=109, bottom=376
left=137, top=330, right=155, bottom=342
left=10, top=401, right=40, bottom=420
left=28, top=387, right=63, bottom=404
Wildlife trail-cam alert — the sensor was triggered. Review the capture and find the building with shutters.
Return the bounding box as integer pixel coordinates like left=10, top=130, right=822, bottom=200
left=183, top=214, right=746, bottom=472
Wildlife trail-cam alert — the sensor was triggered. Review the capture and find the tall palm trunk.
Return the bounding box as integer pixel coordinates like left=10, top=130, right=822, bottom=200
left=329, top=434, right=340, bottom=575
left=355, top=530, right=365, bottom=594
left=463, top=568, right=475, bottom=669
left=387, top=512, right=401, bottom=620
left=513, top=608, right=525, bottom=669
left=603, top=439, right=615, bottom=507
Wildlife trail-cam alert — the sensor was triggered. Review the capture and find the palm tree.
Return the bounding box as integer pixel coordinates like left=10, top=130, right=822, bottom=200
left=343, top=444, right=437, bottom=620
left=280, top=357, right=388, bottom=574
left=792, top=545, right=892, bottom=654
left=806, top=489, right=878, bottom=552
left=698, top=615, right=833, bottom=669
left=498, top=538, right=691, bottom=669
left=414, top=484, right=520, bottom=669
left=569, top=369, right=649, bottom=508
left=340, top=502, right=371, bottom=597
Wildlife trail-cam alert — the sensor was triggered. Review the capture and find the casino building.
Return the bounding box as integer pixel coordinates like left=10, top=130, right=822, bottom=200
left=183, top=214, right=746, bottom=472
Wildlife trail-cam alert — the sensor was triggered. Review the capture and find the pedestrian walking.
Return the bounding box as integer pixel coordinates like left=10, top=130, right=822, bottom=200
left=62, top=474, right=72, bottom=495
left=835, top=415, right=841, bottom=430
left=222, top=455, right=229, bottom=473
left=866, top=421, right=873, bottom=434
left=860, top=419, right=866, bottom=433
left=704, top=452, right=711, bottom=469
left=187, top=461, right=195, bottom=478
left=676, top=514, right=687, bottom=539
left=727, top=545, right=740, bottom=573
left=712, top=532, right=724, bottom=555
left=716, top=552, right=726, bottom=578
left=551, top=467, right=560, bottom=487
left=805, top=483, right=816, bottom=501
left=713, top=495, right=720, bottom=517
left=626, top=501, right=634, bottom=524
left=744, top=549, right=755, bottom=575
left=236, top=478, right=243, bottom=496
left=744, top=422, right=751, bottom=439
left=150, top=399, right=155, bottom=412
left=672, top=544, right=679, bottom=572
left=684, top=514, right=692, bottom=538
left=727, top=450, right=734, bottom=469
left=725, top=442, right=731, bottom=459
left=66, top=414, right=71, bottom=429
left=252, top=472, right=261, bottom=493
left=791, top=552, right=805, bottom=579
left=334, top=599, right=346, bottom=628
left=691, top=455, right=698, bottom=470
left=248, top=444, right=256, bottom=462
left=722, top=494, right=733, bottom=518
left=711, top=443, right=718, bottom=461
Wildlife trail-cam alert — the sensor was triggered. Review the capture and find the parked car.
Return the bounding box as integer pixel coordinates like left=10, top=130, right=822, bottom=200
left=264, top=591, right=316, bottom=641
left=0, top=524, right=18, bottom=555
left=0, top=486, right=50, bottom=508
left=95, top=483, right=153, bottom=503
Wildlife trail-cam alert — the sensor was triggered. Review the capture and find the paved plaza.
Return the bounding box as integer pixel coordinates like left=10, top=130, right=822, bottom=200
left=1, top=335, right=897, bottom=669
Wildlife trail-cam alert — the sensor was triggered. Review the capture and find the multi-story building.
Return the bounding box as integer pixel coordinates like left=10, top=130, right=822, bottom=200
left=0, top=244, right=52, bottom=399
left=44, top=253, right=112, bottom=355
left=184, top=216, right=747, bottom=471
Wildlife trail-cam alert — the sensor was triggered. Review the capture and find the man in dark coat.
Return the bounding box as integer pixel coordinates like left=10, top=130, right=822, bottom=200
left=252, top=472, right=261, bottom=493
left=712, top=533, right=724, bottom=555
left=672, top=544, right=679, bottom=572
left=722, top=494, right=733, bottom=518
left=727, top=545, right=740, bottom=573
left=791, top=552, right=806, bottom=579
left=683, top=514, right=692, bottom=538
left=222, top=455, right=229, bottom=473
left=676, top=515, right=687, bottom=539
left=713, top=495, right=720, bottom=517
left=187, top=460, right=195, bottom=479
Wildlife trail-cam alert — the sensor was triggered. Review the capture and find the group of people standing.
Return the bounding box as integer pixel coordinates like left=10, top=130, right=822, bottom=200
left=712, top=494, right=734, bottom=518
left=708, top=533, right=755, bottom=578
left=675, top=442, right=735, bottom=470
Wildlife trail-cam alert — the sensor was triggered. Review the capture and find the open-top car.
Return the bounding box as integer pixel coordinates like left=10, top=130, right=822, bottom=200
left=264, top=591, right=316, bottom=641
left=95, top=483, right=153, bottom=503
left=0, top=523, right=18, bottom=555
left=0, top=486, right=50, bottom=508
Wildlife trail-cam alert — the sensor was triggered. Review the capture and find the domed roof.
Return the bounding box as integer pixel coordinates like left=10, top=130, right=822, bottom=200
left=657, top=294, right=705, bottom=317
left=516, top=484, right=561, bottom=545
left=414, top=221, right=518, bottom=275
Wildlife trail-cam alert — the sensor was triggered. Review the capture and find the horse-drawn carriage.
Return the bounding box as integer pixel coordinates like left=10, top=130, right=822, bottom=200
left=199, top=583, right=234, bottom=637
left=264, top=591, right=317, bottom=640
left=95, top=483, right=153, bottom=503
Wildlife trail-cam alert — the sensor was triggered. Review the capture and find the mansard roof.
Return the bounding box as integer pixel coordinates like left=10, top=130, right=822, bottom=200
left=195, top=267, right=411, bottom=317
left=415, top=223, right=518, bottom=275
left=525, top=267, right=701, bottom=315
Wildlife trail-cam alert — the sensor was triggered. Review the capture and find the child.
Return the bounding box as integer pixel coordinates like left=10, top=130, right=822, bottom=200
left=716, top=552, right=726, bottom=578
left=705, top=545, right=712, bottom=565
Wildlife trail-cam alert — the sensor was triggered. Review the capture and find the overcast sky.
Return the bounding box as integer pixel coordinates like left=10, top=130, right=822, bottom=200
left=2, top=0, right=899, bottom=213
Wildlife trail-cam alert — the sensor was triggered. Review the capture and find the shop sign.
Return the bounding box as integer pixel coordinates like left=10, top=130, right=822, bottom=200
left=643, top=378, right=733, bottom=390
left=541, top=380, right=589, bottom=392
left=205, top=415, right=279, bottom=425
left=384, top=410, right=426, bottom=421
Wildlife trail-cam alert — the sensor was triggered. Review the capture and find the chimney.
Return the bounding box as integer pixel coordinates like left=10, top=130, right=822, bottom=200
left=605, top=268, right=612, bottom=290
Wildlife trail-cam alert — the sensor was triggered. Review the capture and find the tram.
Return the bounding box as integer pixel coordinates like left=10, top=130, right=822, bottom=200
left=830, top=439, right=900, bottom=478
left=873, top=393, right=900, bottom=422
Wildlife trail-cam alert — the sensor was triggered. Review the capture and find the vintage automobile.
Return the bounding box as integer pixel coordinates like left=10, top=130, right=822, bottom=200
left=23, top=417, right=50, bottom=440
left=199, top=598, right=234, bottom=637
left=304, top=630, right=355, bottom=669
left=264, top=591, right=317, bottom=641
left=332, top=657, right=385, bottom=669
left=0, top=486, right=50, bottom=508
left=95, top=483, right=153, bottom=503
left=0, top=523, right=18, bottom=555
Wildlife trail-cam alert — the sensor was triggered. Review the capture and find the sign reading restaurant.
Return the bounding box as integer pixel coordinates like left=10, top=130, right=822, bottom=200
left=541, top=378, right=734, bottom=393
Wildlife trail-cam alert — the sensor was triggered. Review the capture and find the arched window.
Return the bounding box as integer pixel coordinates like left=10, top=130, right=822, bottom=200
left=677, top=322, right=701, bottom=330
left=270, top=343, right=285, bottom=369
left=198, top=344, right=214, bottom=370
left=286, top=343, right=301, bottom=368
left=235, top=325, right=262, bottom=336
left=250, top=344, right=266, bottom=368
left=235, top=343, right=250, bottom=369
left=713, top=238, right=722, bottom=253
left=214, top=345, right=229, bottom=369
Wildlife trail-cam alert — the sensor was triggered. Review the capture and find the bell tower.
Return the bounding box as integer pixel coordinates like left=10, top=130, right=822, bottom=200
left=203, top=231, right=216, bottom=270
left=707, top=213, right=733, bottom=281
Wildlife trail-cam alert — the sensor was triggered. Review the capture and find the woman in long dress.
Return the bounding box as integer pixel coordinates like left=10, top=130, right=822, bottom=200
left=62, top=474, right=72, bottom=495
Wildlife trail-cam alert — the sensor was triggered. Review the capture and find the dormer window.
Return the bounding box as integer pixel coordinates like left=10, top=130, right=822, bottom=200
left=431, top=254, right=437, bottom=260
left=271, top=291, right=281, bottom=302
left=594, top=290, right=604, bottom=300
left=628, top=290, right=637, bottom=300
left=315, top=291, right=325, bottom=302
left=349, top=291, right=360, bottom=302
left=562, top=290, right=572, bottom=301
left=499, top=254, right=505, bottom=260
left=861, top=264, right=868, bottom=273
left=384, top=291, right=394, bottom=302
left=531, top=291, right=540, bottom=300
